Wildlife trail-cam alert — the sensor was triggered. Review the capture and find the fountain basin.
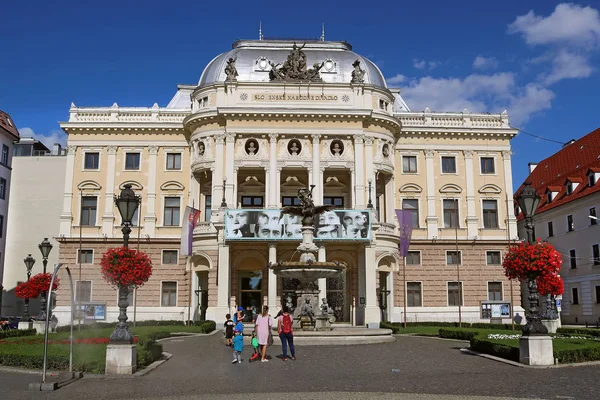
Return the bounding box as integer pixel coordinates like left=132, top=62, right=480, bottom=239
left=271, top=261, right=345, bottom=284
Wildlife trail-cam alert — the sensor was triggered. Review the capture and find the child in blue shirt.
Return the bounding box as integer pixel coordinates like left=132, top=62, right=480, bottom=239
left=232, top=328, right=244, bottom=364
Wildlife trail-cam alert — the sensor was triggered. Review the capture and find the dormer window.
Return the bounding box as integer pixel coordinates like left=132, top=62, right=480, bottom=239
left=566, top=181, right=573, bottom=195
left=546, top=191, right=553, bottom=203
left=546, top=186, right=560, bottom=203
left=590, top=172, right=597, bottom=187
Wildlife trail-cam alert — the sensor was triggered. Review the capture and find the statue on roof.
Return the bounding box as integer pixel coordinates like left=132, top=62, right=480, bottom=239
left=350, top=59, right=365, bottom=84
left=269, top=42, right=323, bottom=83
left=225, top=57, right=238, bottom=82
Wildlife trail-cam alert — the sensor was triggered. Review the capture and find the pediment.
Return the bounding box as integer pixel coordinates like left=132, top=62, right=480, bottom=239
left=160, top=181, right=185, bottom=191
left=77, top=180, right=101, bottom=190
left=119, top=181, right=143, bottom=191
left=399, top=183, right=422, bottom=193
left=439, top=184, right=462, bottom=194
left=323, top=176, right=346, bottom=188
left=239, top=176, right=265, bottom=189
left=478, top=184, right=502, bottom=195
left=281, top=176, right=307, bottom=189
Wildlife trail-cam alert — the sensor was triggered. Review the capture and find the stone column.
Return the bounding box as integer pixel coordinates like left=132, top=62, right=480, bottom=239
left=213, top=134, right=225, bottom=208
left=145, top=145, right=158, bottom=236
left=102, top=145, right=117, bottom=237
left=364, top=137, right=375, bottom=207
left=464, top=150, right=478, bottom=238
left=217, top=242, right=230, bottom=308
left=264, top=166, right=270, bottom=208
left=268, top=134, right=278, bottom=208
left=232, top=167, right=239, bottom=208
left=276, top=168, right=282, bottom=208
left=317, top=245, right=327, bottom=300
left=354, top=135, right=365, bottom=207
left=59, top=145, right=77, bottom=236
left=364, top=245, right=381, bottom=326
left=384, top=175, right=395, bottom=224
left=311, top=134, right=322, bottom=204
left=268, top=243, right=278, bottom=312
left=424, top=150, right=438, bottom=238
left=225, top=133, right=235, bottom=206
left=502, top=151, right=517, bottom=236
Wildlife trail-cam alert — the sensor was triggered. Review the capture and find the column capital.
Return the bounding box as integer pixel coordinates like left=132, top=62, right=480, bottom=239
left=268, top=242, right=277, bottom=250
left=311, top=134, right=321, bottom=143
left=424, top=149, right=435, bottom=158
left=225, top=133, right=236, bottom=143
left=148, top=145, right=159, bottom=155
left=364, top=136, right=374, bottom=145
left=463, top=150, right=474, bottom=158
left=67, top=145, right=77, bottom=155
left=268, top=133, right=279, bottom=143
left=354, top=135, right=365, bottom=144
left=107, top=145, right=118, bottom=155
left=502, top=150, right=512, bottom=160
left=214, top=134, right=226, bottom=144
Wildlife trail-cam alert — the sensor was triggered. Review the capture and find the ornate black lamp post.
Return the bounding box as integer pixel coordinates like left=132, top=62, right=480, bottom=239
left=110, top=184, right=140, bottom=344
left=367, top=178, right=373, bottom=209
left=23, top=254, right=35, bottom=321
left=36, top=238, right=53, bottom=321
left=220, top=176, right=228, bottom=208
left=516, top=182, right=547, bottom=335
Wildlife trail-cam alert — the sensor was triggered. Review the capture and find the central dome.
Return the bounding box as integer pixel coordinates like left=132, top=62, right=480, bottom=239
left=199, top=39, right=387, bottom=88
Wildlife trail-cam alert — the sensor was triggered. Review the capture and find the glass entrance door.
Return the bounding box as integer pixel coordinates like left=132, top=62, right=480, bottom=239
left=239, top=270, right=262, bottom=322
left=327, top=271, right=349, bottom=322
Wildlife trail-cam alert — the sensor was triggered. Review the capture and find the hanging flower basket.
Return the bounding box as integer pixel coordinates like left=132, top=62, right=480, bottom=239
left=100, top=247, right=153, bottom=288
left=537, top=274, right=564, bottom=296
left=502, top=240, right=562, bottom=281
left=24, top=273, right=60, bottom=299
left=15, top=281, right=39, bottom=299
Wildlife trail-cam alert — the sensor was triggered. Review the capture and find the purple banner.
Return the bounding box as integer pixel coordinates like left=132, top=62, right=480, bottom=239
left=180, top=206, right=201, bottom=256
left=395, top=209, right=414, bottom=257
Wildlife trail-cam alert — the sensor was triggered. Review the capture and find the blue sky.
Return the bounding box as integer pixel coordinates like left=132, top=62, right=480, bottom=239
left=1, top=0, right=600, bottom=190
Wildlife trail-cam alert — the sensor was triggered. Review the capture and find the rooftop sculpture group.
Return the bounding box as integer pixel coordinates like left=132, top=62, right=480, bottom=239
left=269, top=43, right=324, bottom=83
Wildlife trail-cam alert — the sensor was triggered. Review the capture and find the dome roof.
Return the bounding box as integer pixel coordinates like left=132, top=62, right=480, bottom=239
left=199, top=40, right=387, bottom=88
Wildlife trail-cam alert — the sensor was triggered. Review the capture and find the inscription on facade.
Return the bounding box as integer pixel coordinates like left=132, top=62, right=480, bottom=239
left=253, top=94, right=338, bottom=102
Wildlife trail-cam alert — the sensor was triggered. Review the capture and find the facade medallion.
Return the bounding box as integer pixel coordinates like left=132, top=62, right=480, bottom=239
left=330, top=140, right=344, bottom=156
left=255, top=57, right=270, bottom=71
left=288, top=139, right=302, bottom=156
left=198, top=141, right=206, bottom=157
left=322, top=58, right=336, bottom=72
left=382, top=144, right=390, bottom=158
left=245, top=139, right=259, bottom=155
left=342, top=95, right=350, bottom=102
left=240, top=93, right=248, bottom=101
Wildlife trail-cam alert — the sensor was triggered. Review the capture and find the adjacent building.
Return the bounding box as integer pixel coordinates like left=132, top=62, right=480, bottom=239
left=1, top=138, right=66, bottom=316
left=54, top=37, right=522, bottom=326
left=516, top=128, right=600, bottom=325
left=0, top=110, right=19, bottom=315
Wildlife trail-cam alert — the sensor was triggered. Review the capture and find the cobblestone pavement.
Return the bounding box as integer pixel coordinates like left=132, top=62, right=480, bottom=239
left=3, top=335, right=600, bottom=399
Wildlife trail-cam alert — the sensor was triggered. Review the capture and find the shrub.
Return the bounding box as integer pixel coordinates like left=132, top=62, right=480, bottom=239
left=0, top=352, right=70, bottom=370
left=136, top=335, right=163, bottom=368
left=0, top=329, right=36, bottom=339
left=470, top=333, right=519, bottom=362
left=439, top=328, right=481, bottom=341
left=557, top=327, right=600, bottom=338
left=555, top=344, right=600, bottom=363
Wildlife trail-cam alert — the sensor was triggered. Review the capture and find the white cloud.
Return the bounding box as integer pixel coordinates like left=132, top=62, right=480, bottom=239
left=387, top=74, right=407, bottom=85
left=18, top=127, right=67, bottom=150
left=508, top=3, right=600, bottom=47
left=543, top=49, right=594, bottom=84
left=473, top=55, right=498, bottom=70
left=413, top=59, right=439, bottom=71
left=506, top=83, right=555, bottom=125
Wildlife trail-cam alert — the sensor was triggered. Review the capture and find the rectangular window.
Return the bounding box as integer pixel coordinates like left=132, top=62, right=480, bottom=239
left=572, top=287, right=579, bottom=305
left=480, top=157, right=495, bottom=174
left=78, top=249, right=94, bottom=264
left=447, top=282, right=463, bottom=306
left=164, top=197, right=180, bottom=226
left=443, top=199, right=459, bottom=228
left=596, top=286, right=600, bottom=304
left=567, top=215, right=574, bottom=232
left=125, top=153, right=140, bottom=170
left=166, top=153, right=181, bottom=170
left=1, top=144, right=9, bottom=165
left=402, top=199, right=419, bottom=227
left=0, top=178, right=6, bottom=200
left=323, top=197, right=344, bottom=207
left=590, top=208, right=597, bottom=225
left=0, top=215, right=3, bottom=238
left=80, top=196, right=97, bottom=226
left=570, top=249, right=577, bottom=269
left=162, top=250, right=178, bottom=265
left=590, top=174, right=596, bottom=187
left=161, top=282, right=177, bottom=306
left=548, top=221, right=554, bottom=237
left=406, top=251, right=421, bottom=265
left=84, top=152, right=99, bottom=169
left=241, top=196, right=264, bottom=207
left=402, top=155, right=417, bottom=173
left=446, top=251, right=461, bottom=265
left=488, top=282, right=503, bottom=301
left=486, top=251, right=501, bottom=265
left=407, top=282, right=422, bottom=307
left=75, top=281, right=92, bottom=303
left=566, top=182, right=573, bottom=195
left=282, top=196, right=302, bottom=206
left=593, top=244, right=600, bottom=266
left=441, top=156, right=456, bottom=173
left=482, top=200, right=498, bottom=229
left=204, top=195, right=212, bottom=222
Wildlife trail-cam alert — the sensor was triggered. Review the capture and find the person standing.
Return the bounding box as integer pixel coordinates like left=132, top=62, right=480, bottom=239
left=277, top=306, right=296, bottom=361
left=224, top=313, right=234, bottom=347
left=254, top=305, right=273, bottom=362
left=232, top=327, right=244, bottom=364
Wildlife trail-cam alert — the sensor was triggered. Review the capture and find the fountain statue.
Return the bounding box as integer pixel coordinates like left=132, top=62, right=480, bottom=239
left=270, top=185, right=346, bottom=330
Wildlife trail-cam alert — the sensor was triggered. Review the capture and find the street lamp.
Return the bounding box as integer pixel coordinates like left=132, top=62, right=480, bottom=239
left=110, top=184, right=140, bottom=344
left=516, top=182, right=547, bottom=335
left=220, top=176, right=228, bottom=208
left=367, top=178, right=373, bottom=209
left=36, top=238, right=53, bottom=321
left=23, top=254, right=35, bottom=321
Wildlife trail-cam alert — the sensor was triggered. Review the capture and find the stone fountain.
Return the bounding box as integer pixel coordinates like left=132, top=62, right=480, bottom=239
left=270, top=186, right=346, bottom=330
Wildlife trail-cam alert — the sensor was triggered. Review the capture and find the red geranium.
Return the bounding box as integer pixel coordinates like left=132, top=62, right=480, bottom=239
left=25, top=273, right=60, bottom=299
left=502, top=240, right=562, bottom=281
left=100, top=247, right=152, bottom=288
left=537, top=274, right=564, bottom=296
left=15, top=281, right=39, bottom=299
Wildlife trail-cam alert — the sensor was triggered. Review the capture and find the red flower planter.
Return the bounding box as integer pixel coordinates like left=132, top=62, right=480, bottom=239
left=100, top=247, right=153, bottom=288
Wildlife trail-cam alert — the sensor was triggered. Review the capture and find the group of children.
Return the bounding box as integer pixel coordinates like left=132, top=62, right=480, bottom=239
left=224, top=312, right=262, bottom=364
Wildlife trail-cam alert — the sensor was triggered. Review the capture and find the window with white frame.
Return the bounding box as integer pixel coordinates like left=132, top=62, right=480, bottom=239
left=75, top=281, right=92, bottom=303
left=488, top=282, right=503, bottom=301
left=402, top=199, right=419, bottom=227
left=78, top=249, right=94, bottom=264
left=0, top=178, right=6, bottom=200
left=486, top=251, right=501, bottom=265
left=84, top=152, right=100, bottom=169
left=482, top=200, right=498, bottom=229
left=480, top=157, right=495, bottom=174
left=443, top=199, right=459, bottom=228
left=441, top=156, right=456, bottom=173
left=593, top=244, right=600, bottom=266
left=80, top=196, right=97, bottom=226
left=446, top=251, right=461, bottom=265
left=570, top=249, right=577, bottom=269
left=406, top=251, right=421, bottom=265
left=204, top=195, right=212, bottom=222
left=125, top=152, right=140, bottom=170
left=402, top=155, right=417, bottom=173
left=1, top=145, right=9, bottom=166
left=447, top=282, right=463, bottom=306
left=166, top=153, right=181, bottom=170
left=161, top=282, right=177, bottom=306
left=162, top=250, right=178, bottom=264
left=163, top=197, right=180, bottom=226
left=407, top=282, right=422, bottom=307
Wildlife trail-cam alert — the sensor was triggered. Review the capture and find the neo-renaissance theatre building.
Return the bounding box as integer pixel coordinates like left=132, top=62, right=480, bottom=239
left=54, top=37, right=521, bottom=326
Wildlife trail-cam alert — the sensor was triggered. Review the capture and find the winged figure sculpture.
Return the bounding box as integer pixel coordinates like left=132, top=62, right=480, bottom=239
left=281, top=186, right=333, bottom=226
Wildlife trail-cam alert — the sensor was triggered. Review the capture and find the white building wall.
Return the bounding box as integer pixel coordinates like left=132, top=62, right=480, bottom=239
left=1, top=156, right=66, bottom=316
left=0, top=134, right=14, bottom=314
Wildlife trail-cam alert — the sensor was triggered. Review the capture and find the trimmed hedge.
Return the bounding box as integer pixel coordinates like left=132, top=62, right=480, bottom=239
left=439, top=328, right=482, bottom=341
left=555, top=343, right=600, bottom=363
left=380, top=321, right=518, bottom=332
left=0, top=329, right=36, bottom=339
left=56, top=320, right=216, bottom=333
left=470, top=333, right=519, bottom=362
left=557, top=327, right=600, bottom=338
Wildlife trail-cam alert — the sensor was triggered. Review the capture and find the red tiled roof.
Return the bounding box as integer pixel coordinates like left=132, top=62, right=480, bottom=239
left=0, top=110, right=20, bottom=139
left=515, top=127, right=600, bottom=216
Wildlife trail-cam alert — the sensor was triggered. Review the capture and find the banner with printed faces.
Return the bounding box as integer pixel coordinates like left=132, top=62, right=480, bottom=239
left=225, top=209, right=372, bottom=241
